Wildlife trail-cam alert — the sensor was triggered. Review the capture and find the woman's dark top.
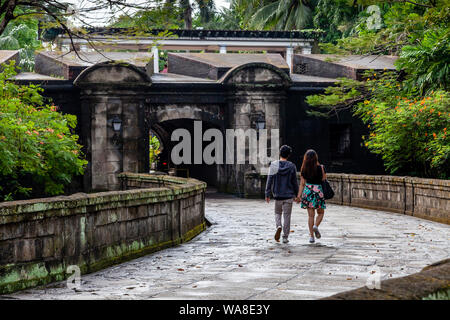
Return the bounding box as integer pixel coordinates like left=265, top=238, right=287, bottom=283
left=301, top=165, right=324, bottom=185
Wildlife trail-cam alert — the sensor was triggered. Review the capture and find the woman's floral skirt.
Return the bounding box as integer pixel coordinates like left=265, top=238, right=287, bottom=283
left=301, top=183, right=326, bottom=209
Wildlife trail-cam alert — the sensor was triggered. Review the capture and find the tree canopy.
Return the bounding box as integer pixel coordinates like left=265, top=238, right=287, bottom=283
left=306, top=1, right=449, bottom=178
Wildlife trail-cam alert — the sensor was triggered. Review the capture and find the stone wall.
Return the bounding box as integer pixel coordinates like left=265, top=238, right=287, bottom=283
left=324, top=258, right=450, bottom=300
left=326, top=174, right=450, bottom=224
left=0, top=173, right=206, bottom=294
left=245, top=172, right=449, bottom=224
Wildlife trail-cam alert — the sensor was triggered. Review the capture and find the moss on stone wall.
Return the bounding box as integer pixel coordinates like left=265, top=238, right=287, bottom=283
left=0, top=173, right=207, bottom=295
left=0, top=221, right=206, bottom=294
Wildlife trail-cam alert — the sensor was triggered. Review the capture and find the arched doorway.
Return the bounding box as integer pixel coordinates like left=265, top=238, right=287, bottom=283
left=148, top=118, right=225, bottom=188
left=75, top=60, right=290, bottom=194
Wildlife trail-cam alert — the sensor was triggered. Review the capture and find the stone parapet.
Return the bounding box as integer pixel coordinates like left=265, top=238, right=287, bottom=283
left=327, top=173, right=449, bottom=224
left=245, top=172, right=449, bottom=224
left=323, top=259, right=450, bottom=300
left=0, top=173, right=206, bottom=294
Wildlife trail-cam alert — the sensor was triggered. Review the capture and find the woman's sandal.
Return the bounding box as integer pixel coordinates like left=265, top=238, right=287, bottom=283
left=313, top=226, right=321, bottom=239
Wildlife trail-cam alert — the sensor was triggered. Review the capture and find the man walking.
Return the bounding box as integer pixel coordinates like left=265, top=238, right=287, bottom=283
left=265, top=145, right=299, bottom=244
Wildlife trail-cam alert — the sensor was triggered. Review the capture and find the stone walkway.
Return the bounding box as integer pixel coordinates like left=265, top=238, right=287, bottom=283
left=5, top=193, right=450, bottom=300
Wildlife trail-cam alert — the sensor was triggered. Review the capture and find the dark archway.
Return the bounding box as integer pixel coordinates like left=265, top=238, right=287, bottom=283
left=149, top=118, right=224, bottom=187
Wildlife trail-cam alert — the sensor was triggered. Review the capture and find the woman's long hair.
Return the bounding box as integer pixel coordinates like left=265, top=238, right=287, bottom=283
left=300, top=149, right=319, bottom=180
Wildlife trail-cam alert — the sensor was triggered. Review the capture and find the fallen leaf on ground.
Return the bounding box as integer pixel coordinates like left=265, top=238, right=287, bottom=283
left=177, top=268, right=184, bottom=271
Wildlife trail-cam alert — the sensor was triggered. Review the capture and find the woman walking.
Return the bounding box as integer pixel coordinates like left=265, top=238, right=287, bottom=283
left=297, top=149, right=327, bottom=243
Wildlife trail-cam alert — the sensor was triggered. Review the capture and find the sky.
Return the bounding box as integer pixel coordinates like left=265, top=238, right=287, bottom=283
left=68, top=0, right=231, bottom=27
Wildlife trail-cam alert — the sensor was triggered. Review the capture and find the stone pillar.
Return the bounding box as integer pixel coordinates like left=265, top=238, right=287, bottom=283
left=74, top=62, right=151, bottom=192
left=152, top=46, right=159, bottom=73
left=219, top=45, right=227, bottom=54
left=220, top=63, right=291, bottom=196
left=80, top=91, right=148, bottom=191
left=286, top=47, right=294, bottom=73
left=230, top=91, right=286, bottom=197
left=404, top=177, right=415, bottom=216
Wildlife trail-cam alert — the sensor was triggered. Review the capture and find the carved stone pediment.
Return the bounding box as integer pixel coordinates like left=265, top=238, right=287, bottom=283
left=74, top=61, right=151, bottom=87
left=220, top=62, right=291, bottom=88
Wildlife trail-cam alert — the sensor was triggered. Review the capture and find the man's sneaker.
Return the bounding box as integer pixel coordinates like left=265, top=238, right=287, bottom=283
left=309, top=236, right=315, bottom=244
left=313, top=226, right=321, bottom=239
left=282, top=237, right=289, bottom=244
left=274, top=227, right=282, bottom=242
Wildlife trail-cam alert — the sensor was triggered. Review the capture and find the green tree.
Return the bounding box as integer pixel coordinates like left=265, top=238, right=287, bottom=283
left=234, top=0, right=317, bottom=30
left=355, top=89, right=449, bottom=178
left=318, top=1, right=448, bottom=55
left=0, top=13, right=40, bottom=71
left=149, top=134, right=161, bottom=169
left=307, top=71, right=450, bottom=178
left=306, top=1, right=449, bottom=178
left=110, top=0, right=218, bottom=30
left=193, top=5, right=242, bottom=30
left=396, top=28, right=450, bottom=94
left=312, top=0, right=363, bottom=43
left=197, top=0, right=216, bottom=25
left=111, top=5, right=183, bottom=29
left=0, top=61, right=87, bottom=200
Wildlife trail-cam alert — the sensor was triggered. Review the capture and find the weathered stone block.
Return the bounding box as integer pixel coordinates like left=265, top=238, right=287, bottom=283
left=15, top=239, right=36, bottom=262
left=127, top=207, right=138, bottom=220
left=53, top=235, right=64, bottom=258
left=0, top=223, right=24, bottom=241
left=136, top=206, right=147, bottom=219
left=94, top=226, right=109, bottom=247
left=105, top=161, right=121, bottom=173
left=126, top=220, right=139, bottom=239
left=137, top=220, right=149, bottom=237
left=107, top=174, right=119, bottom=188
left=42, top=237, right=54, bottom=258
left=0, top=241, right=14, bottom=264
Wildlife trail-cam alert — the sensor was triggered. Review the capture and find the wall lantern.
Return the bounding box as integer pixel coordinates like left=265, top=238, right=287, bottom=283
left=111, top=115, right=122, bottom=146
left=255, top=115, right=266, bottom=130
left=112, top=115, right=122, bottom=132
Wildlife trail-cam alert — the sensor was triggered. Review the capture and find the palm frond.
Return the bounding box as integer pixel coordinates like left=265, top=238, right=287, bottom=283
left=250, top=1, right=279, bottom=30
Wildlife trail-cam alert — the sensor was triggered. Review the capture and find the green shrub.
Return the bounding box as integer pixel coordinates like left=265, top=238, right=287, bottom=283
left=306, top=71, right=450, bottom=178
left=355, top=88, right=449, bottom=178
left=0, top=61, right=87, bottom=200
